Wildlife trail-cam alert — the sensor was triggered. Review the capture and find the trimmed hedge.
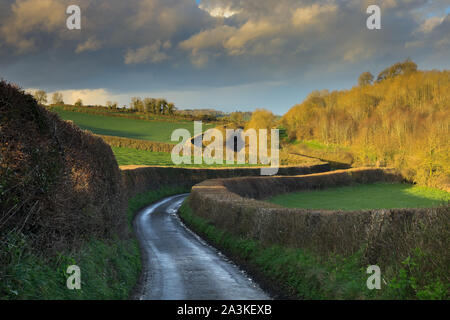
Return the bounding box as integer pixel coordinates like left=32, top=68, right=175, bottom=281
left=96, top=134, right=174, bottom=152
left=188, top=168, right=450, bottom=270
left=121, top=164, right=330, bottom=199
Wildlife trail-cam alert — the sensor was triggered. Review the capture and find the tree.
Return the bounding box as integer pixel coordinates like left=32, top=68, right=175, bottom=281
left=377, top=59, right=418, bottom=82
left=160, top=99, right=168, bottom=114
left=34, top=90, right=47, bottom=105
left=106, top=101, right=118, bottom=109
left=230, top=112, right=244, bottom=125
left=74, top=99, right=83, bottom=107
left=52, top=92, right=64, bottom=105
left=155, top=99, right=165, bottom=114
left=245, top=109, right=276, bottom=131
left=131, top=97, right=144, bottom=112
left=358, top=72, right=374, bottom=87
left=167, top=103, right=176, bottom=115
left=143, top=98, right=156, bottom=113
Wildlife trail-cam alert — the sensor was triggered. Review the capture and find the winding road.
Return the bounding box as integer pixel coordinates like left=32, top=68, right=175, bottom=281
left=134, top=194, right=270, bottom=300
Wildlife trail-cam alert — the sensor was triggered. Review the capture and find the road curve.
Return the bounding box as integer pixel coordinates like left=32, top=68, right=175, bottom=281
left=134, top=194, right=270, bottom=300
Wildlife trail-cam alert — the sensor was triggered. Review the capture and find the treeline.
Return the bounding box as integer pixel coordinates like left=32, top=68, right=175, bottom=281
left=282, top=60, right=450, bottom=188
left=129, top=97, right=175, bottom=115
left=35, top=90, right=249, bottom=124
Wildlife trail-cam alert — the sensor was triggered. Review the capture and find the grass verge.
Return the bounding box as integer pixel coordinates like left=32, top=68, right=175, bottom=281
left=0, top=235, right=140, bottom=300
left=179, top=201, right=449, bottom=300
left=0, top=186, right=189, bottom=300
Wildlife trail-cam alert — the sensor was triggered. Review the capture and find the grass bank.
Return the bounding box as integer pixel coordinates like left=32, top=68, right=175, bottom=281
left=0, top=236, right=140, bottom=300
left=0, top=186, right=188, bottom=300
left=266, top=182, right=450, bottom=210
left=179, top=201, right=449, bottom=300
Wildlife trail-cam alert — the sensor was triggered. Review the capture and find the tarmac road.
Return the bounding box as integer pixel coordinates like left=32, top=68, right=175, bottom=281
left=134, top=194, right=270, bottom=300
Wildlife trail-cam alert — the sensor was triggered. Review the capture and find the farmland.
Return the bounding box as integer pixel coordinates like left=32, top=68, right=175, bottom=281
left=53, top=107, right=214, bottom=143
left=112, top=147, right=267, bottom=167
left=266, top=182, right=450, bottom=210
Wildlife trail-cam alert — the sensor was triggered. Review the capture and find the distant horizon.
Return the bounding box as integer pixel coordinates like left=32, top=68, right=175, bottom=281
left=24, top=60, right=447, bottom=116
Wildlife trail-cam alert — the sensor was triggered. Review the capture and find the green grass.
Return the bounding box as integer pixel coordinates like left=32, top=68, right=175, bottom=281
left=53, top=107, right=214, bottom=143
left=179, top=201, right=449, bottom=299
left=0, top=235, right=141, bottom=300
left=266, top=183, right=450, bottom=210
left=0, top=186, right=188, bottom=300
left=112, top=146, right=267, bottom=167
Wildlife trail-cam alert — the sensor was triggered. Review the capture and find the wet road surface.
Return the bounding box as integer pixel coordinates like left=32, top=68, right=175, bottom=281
left=134, top=194, right=270, bottom=300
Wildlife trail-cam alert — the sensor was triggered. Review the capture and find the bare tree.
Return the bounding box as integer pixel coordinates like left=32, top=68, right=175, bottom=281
left=52, top=92, right=64, bottom=105
left=74, top=99, right=83, bottom=107
left=34, top=90, right=47, bottom=105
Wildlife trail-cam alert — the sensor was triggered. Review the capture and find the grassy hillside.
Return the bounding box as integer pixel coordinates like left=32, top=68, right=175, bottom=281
left=266, top=183, right=450, bottom=210
left=53, top=107, right=214, bottom=143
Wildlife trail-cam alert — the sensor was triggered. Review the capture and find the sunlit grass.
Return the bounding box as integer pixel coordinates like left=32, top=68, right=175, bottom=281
left=54, top=108, right=214, bottom=143
left=266, top=183, right=449, bottom=210
left=112, top=146, right=266, bottom=167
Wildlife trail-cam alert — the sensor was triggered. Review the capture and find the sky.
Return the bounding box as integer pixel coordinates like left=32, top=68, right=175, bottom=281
left=0, top=0, right=449, bottom=114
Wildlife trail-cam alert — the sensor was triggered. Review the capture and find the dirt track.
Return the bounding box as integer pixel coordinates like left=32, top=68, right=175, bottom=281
left=133, top=194, right=270, bottom=300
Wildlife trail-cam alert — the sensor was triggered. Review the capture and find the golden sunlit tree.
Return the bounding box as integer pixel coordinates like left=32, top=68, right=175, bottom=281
left=246, top=109, right=276, bottom=131
left=281, top=60, right=450, bottom=188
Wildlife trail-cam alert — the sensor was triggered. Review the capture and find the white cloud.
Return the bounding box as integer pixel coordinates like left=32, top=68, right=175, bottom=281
left=50, top=89, right=111, bottom=106
left=199, top=3, right=240, bottom=18
left=417, top=16, right=445, bottom=33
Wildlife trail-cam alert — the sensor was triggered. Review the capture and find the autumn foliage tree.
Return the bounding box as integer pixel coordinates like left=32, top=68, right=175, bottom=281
left=282, top=60, right=449, bottom=188
left=246, top=109, right=276, bottom=131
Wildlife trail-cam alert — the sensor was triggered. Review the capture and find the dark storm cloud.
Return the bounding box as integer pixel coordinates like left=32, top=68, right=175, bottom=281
left=0, top=0, right=448, bottom=110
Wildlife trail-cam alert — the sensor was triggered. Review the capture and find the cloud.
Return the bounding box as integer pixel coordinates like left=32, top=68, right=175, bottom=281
left=199, top=2, right=241, bottom=18
left=417, top=16, right=445, bottom=33
left=2, top=0, right=449, bottom=112
left=125, top=41, right=170, bottom=64
left=76, top=37, right=102, bottom=53
left=52, top=89, right=112, bottom=106
left=291, top=3, right=338, bottom=28
left=0, top=0, right=67, bottom=52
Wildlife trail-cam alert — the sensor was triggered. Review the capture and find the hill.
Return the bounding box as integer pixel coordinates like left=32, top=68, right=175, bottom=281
left=52, top=106, right=215, bottom=144
left=282, top=62, right=450, bottom=189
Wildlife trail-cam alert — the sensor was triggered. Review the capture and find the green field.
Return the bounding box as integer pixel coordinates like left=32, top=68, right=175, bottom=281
left=112, top=146, right=268, bottom=167
left=266, top=183, right=450, bottom=210
left=54, top=108, right=214, bottom=143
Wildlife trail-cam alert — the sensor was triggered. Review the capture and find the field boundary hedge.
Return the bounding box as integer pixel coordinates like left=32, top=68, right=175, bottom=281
left=121, top=163, right=331, bottom=199
left=96, top=134, right=175, bottom=152
left=188, top=168, right=450, bottom=267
